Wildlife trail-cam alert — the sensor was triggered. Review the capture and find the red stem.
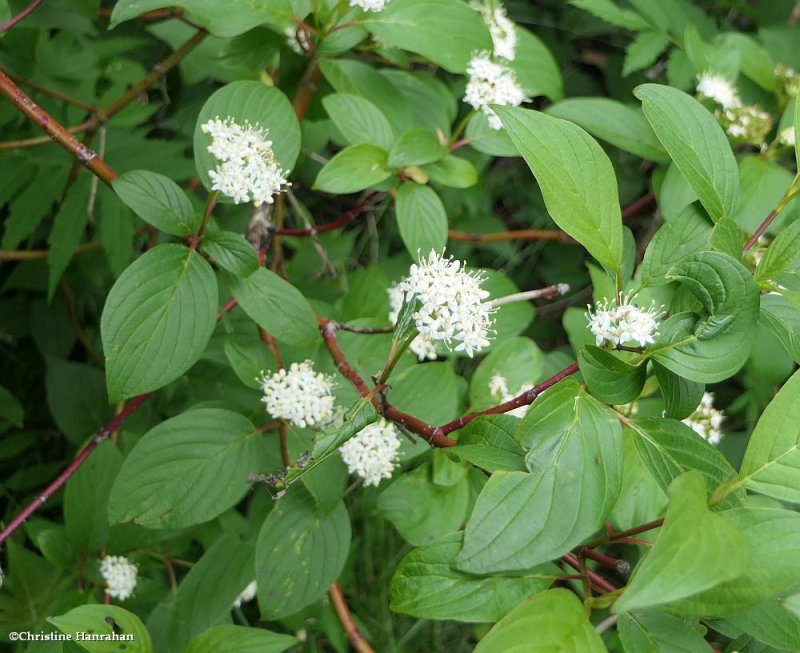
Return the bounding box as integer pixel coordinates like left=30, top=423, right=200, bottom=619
left=0, top=0, right=44, bottom=33
left=563, top=554, right=617, bottom=594
left=275, top=192, right=379, bottom=236
left=743, top=209, right=778, bottom=250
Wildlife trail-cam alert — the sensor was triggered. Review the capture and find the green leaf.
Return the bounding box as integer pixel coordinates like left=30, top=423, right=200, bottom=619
left=378, top=464, right=471, bottom=545
left=756, top=218, right=800, bottom=282
left=201, top=230, right=259, bottom=277
left=579, top=346, right=647, bottom=404
left=546, top=98, right=667, bottom=162
left=474, top=589, right=606, bottom=652
left=614, top=471, right=748, bottom=613
left=108, top=409, right=262, bottom=528
left=638, top=204, right=712, bottom=288
left=113, top=170, right=197, bottom=236
left=48, top=605, right=152, bottom=653
left=510, top=27, right=563, bottom=101
left=653, top=361, right=705, bottom=420
left=64, top=441, right=122, bottom=553
left=313, top=144, right=391, bottom=194
left=101, top=244, right=218, bottom=401
left=194, top=81, right=300, bottom=193
left=649, top=251, right=760, bottom=383
left=457, top=378, right=622, bottom=573
left=423, top=155, right=477, bottom=189
left=183, top=625, right=297, bottom=653
left=738, top=369, right=800, bottom=503
left=46, top=359, right=111, bottom=445
left=448, top=416, right=527, bottom=473
left=469, top=336, right=544, bottom=411
left=568, top=0, right=649, bottom=30
left=390, top=532, right=557, bottom=623
left=388, top=129, right=448, bottom=168
left=760, top=293, right=800, bottom=363
left=395, top=183, right=448, bottom=258
left=322, top=93, right=394, bottom=150
left=496, top=105, right=623, bottom=272
left=256, top=487, right=351, bottom=619
left=224, top=336, right=275, bottom=389
left=623, top=31, right=672, bottom=77
left=723, top=598, right=800, bottom=651
left=167, top=535, right=255, bottom=651
left=47, top=179, right=90, bottom=300
left=365, top=0, right=491, bottom=73
left=0, top=386, right=23, bottom=426
left=626, top=418, right=742, bottom=508
left=635, top=84, right=739, bottom=222
left=465, top=111, right=518, bottom=157
left=709, top=216, right=743, bottom=257
left=226, top=268, right=318, bottom=349
left=618, top=611, right=709, bottom=653
left=670, top=507, right=800, bottom=615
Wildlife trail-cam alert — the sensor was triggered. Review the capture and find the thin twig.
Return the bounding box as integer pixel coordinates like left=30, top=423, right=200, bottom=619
left=491, top=284, right=570, bottom=308
left=0, top=0, right=44, bottom=33
left=328, top=582, right=376, bottom=653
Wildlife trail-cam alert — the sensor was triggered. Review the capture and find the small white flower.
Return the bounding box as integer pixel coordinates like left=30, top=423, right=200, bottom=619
left=472, top=1, right=517, bottom=61
left=201, top=117, right=289, bottom=206
left=718, top=104, right=772, bottom=145
left=696, top=72, right=741, bottom=109
left=260, top=361, right=336, bottom=428
left=99, top=556, right=138, bottom=601
left=489, top=373, right=532, bottom=418
left=339, top=419, right=402, bottom=486
left=775, top=63, right=800, bottom=97
left=284, top=25, right=311, bottom=54
left=682, top=392, right=724, bottom=445
left=780, top=126, right=796, bottom=147
left=464, top=52, right=528, bottom=130
left=395, top=251, right=495, bottom=357
left=388, top=285, right=438, bottom=361
left=233, top=580, right=257, bottom=608
left=586, top=293, right=663, bottom=348
left=350, top=0, right=389, bottom=11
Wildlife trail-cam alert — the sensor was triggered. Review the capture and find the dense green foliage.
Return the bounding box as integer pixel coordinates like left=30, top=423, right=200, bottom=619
left=2, top=1, right=800, bottom=652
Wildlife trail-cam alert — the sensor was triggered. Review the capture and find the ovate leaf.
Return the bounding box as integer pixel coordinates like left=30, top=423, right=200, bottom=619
left=201, top=230, right=259, bottom=277
left=101, top=244, right=218, bottom=401
left=738, top=369, right=800, bottom=503
left=496, top=105, right=623, bottom=272
left=614, top=471, right=748, bottom=613
left=579, top=346, right=647, bottom=405
left=456, top=378, right=623, bottom=573
left=618, top=611, right=709, bottom=653
left=256, top=487, right=351, bottom=619
left=226, top=268, right=318, bottom=349
left=113, top=170, right=197, bottom=236
left=395, top=183, right=447, bottom=258
left=388, top=129, right=448, bottom=168
left=623, top=31, right=671, bottom=77
left=48, top=605, right=152, bottom=653
left=390, top=532, right=557, bottom=623
left=322, top=92, right=394, bottom=150
left=635, top=84, right=739, bottom=222
left=474, top=589, right=606, bottom=652
left=314, top=144, right=391, bottom=194
left=108, top=409, right=261, bottom=528
left=183, top=625, right=297, bottom=653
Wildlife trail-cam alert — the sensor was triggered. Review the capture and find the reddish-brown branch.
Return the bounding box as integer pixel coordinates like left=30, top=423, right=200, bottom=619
left=293, top=59, right=321, bottom=121
left=448, top=228, right=575, bottom=243
left=8, top=73, right=96, bottom=112
left=0, top=69, right=117, bottom=184
left=433, top=362, right=580, bottom=437
left=275, top=192, right=380, bottom=236
left=0, top=0, right=44, bottom=33
left=609, top=519, right=664, bottom=541
left=563, top=554, right=617, bottom=595
left=621, top=191, right=655, bottom=220
left=328, top=582, right=376, bottom=653
left=0, top=241, right=101, bottom=262
left=0, top=393, right=151, bottom=546
left=743, top=209, right=778, bottom=250
left=0, top=300, right=240, bottom=547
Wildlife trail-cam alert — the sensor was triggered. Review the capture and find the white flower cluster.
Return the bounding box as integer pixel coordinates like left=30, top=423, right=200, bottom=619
left=695, top=73, right=772, bottom=145
left=350, top=0, right=389, bottom=11
left=489, top=374, right=532, bottom=418
left=260, top=361, right=336, bottom=428
left=99, top=555, right=138, bottom=601
left=339, top=419, right=402, bottom=486
left=779, top=126, right=796, bottom=147
left=464, top=52, right=527, bottom=130
left=388, top=285, right=437, bottom=361
left=233, top=580, right=257, bottom=608
left=201, top=117, right=288, bottom=206
left=284, top=25, right=311, bottom=54
left=472, top=1, right=517, bottom=61
left=682, top=392, right=724, bottom=445
left=586, top=293, right=663, bottom=348
left=395, top=251, right=494, bottom=357
left=696, top=72, right=741, bottom=109
left=775, top=63, right=800, bottom=97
